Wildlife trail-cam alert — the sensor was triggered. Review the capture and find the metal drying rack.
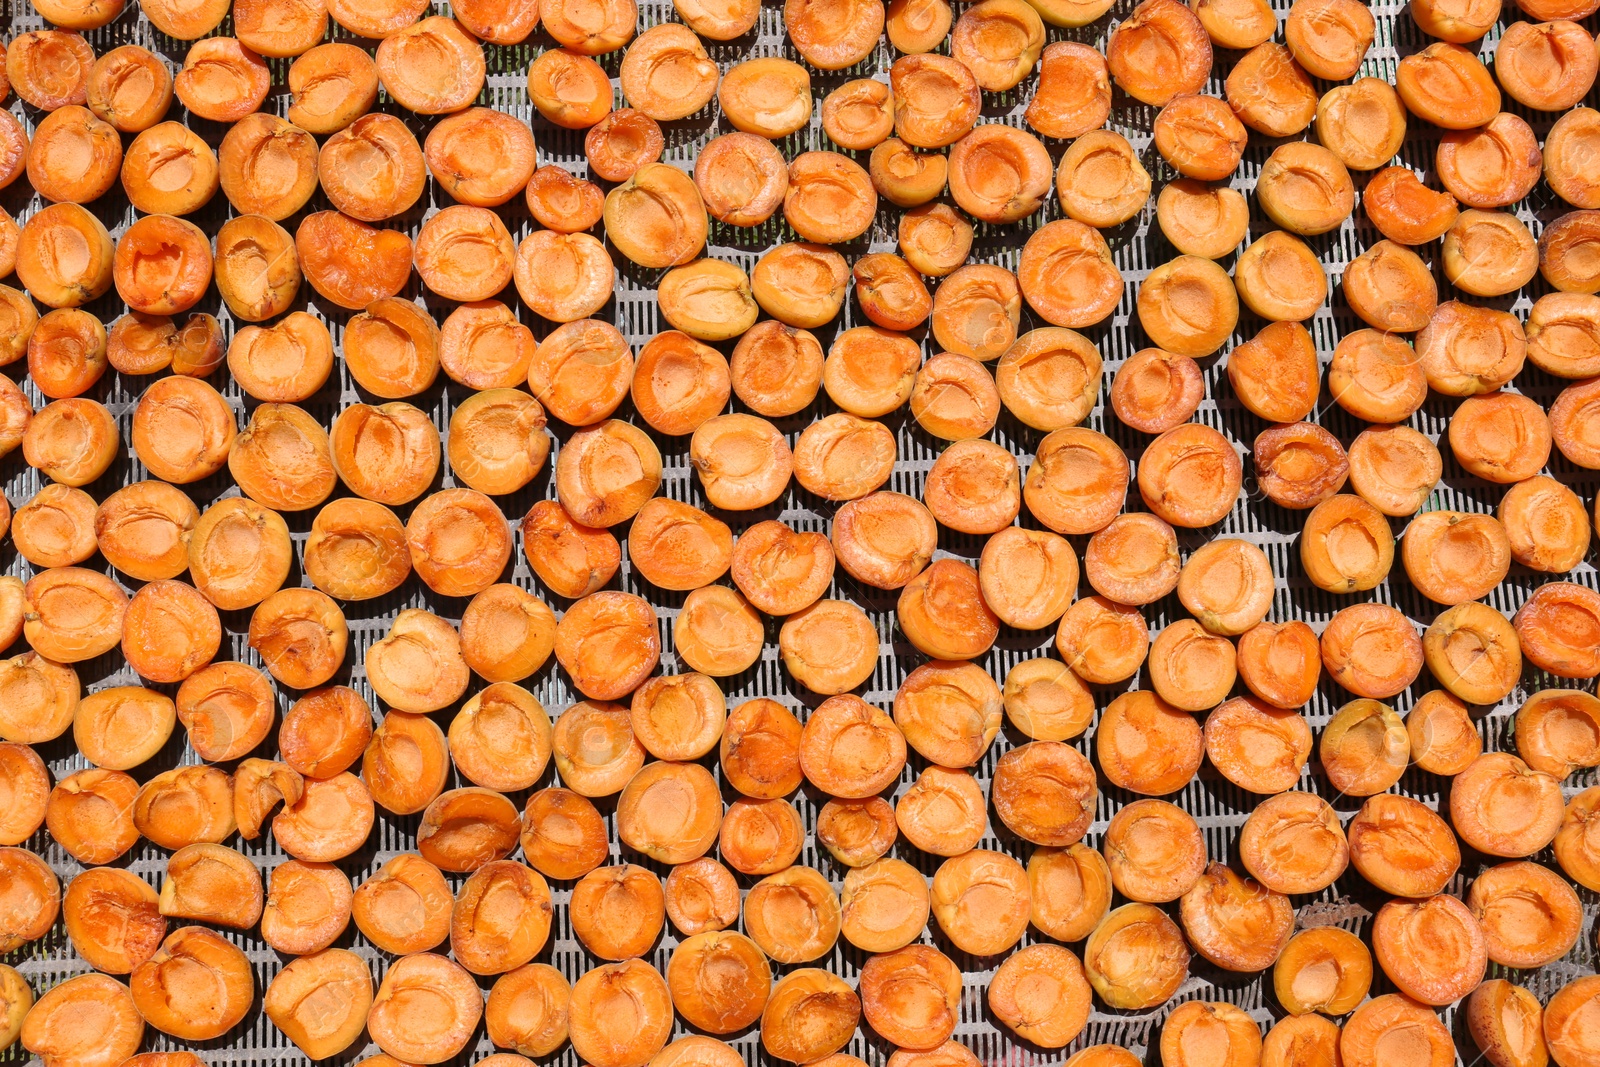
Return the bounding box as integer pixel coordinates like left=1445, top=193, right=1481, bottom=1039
left=1, top=0, right=1598, bottom=1062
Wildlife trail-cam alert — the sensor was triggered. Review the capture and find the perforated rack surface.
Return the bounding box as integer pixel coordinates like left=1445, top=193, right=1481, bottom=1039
left=2, top=0, right=1598, bottom=1062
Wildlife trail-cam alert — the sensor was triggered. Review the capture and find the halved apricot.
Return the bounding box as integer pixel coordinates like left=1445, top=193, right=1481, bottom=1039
left=1263, top=1017, right=1342, bottom=1067
left=948, top=123, right=1051, bottom=226
left=263, top=948, right=371, bottom=1060
left=822, top=79, right=893, bottom=151
left=1515, top=583, right=1600, bottom=680
left=554, top=591, right=660, bottom=700
left=1451, top=751, right=1564, bottom=858
left=585, top=109, right=664, bottom=183
left=616, top=761, right=723, bottom=867
left=213, top=217, right=301, bottom=323
left=1026, top=41, right=1110, bottom=140
left=1240, top=791, right=1349, bottom=895
left=520, top=787, right=607, bottom=882
left=485, top=965, right=571, bottom=1059
left=159, top=842, right=263, bottom=930
left=1082, top=903, right=1189, bottom=1010
left=718, top=57, right=811, bottom=139
left=694, top=132, right=788, bottom=227
left=1107, top=0, right=1210, bottom=105
left=174, top=660, right=276, bottom=760
left=869, top=138, right=947, bottom=212
left=521, top=500, right=619, bottom=600
left=1437, top=112, right=1542, bottom=210
left=447, top=680, right=552, bottom=788
left=7, top=30, right=94, bottom=109
left=1055, top=596, right=1148, bottom=684
left=228, top=403, right=337, bottom=513
left=364, top=613, right=469, bottom=718
left=1401, top=510, right=1512, bottom=606
left=1371, top=894, right=1486, bottom=1006
left=133, top=764, right=234, bottom=851
left=1225, top=42, right=1317, bottom=137
left=1397, top=42, right=1501, bottom=128
left=318, top=112, right=427, bottom=221
left=23, top=568, right=125, bottom=664
left=0, top=652, right=79, bottom=745
left=188, top=497, right=293, bottom=611
left=273, top=772, right=374, bottom=863
left=1096, top=690, right=1202, bottom=794
left=27, top=105, right=121, bottom=205
left=232, top=0, right=327, bottom=55
left=217, top=113, right=317, bottom=221
left=19, top=973, right=141, bottom=1067
left=830, top=491, right=934, bottom=592
left=1469, top=860, right=1582, bottom=969
left=1286, top=0, right=1374, bottom=79
left=524, top=168, right=603, bottom=238
left=247, top=587, right=348, bottom=690
left=1203, top=0, right=1273, bottom=48
left=1410, top=0, right=1498, bottom=40
left=330, top=400, right=441, bottom=506
left=418, top=787, right=523, bottom=873
left=820, top=801, right=898, bottom=871
left=296, top=212, right=412, bottom=310
left=1275, top=926, right=1372, bottom=1015
left=780, top=599, right=879, bottom=694
left=1137, top=256, right=1238, bottom=359
left=1407, top=689, right=1481, bottom=775
left=0, top=744, right=48, bottom=845
left=453, top=0, right=540, bottom=41
left=174, top=37, right=269, bottom=122
left=1347, top=792, right=1458, bottom=898
left=62, top=866, right=162, bottom=975
left=374, top=16, right=485, bottom=115
left=351, top=854, right=451, bottom=954
left=676, top=0, right=758, bottom=36
left=666, top=932, right=769, bottom=1034
left=551, top=700, right=644, bottom=798
left=1547, top=976, right=1600, bottom=1067
left=890, top=54, right=980, bottom=149
left=1204, top=696, right=1311, bottom=793
left=1316, top=77, right=1407, bottom=172
left=1553, top=376, right=1600, bottom=468
left=542, top=0, right=637, bottom=53
left=25, top=308, right=107, bottom=400
left=1443, top=209, right=1540, bottom=296
left=454, top=597, right=552, bottom=701
left=1340, top=995, right=1453, bottom=1067
left=515, top=234, right=614, bottom=327
left=675, top=588, right=762, bottom=679
left=413, top=207, right=517, bottom=304
left=1104, top=798, right=1206, bottom=902
left=367, top=953, right=483, bottom=1062
left=129, top=926, right=253, bottom=1040
left=1235, top=230, right=1327, bottom=323
left=287, top=43, right=377, bottom=133
left=16, top=203, right=114, bottom=310
left=1257, top=141, right=1355, bottom=235
left=405, top=488, right=512, bottom=598
left=48, top=770, right=139, bottom=865
left=603, top=163, right=707, bottom=269
left=1154, top=93, right=1246, bottom=182
left=303, top=499, right=410, bottom=603
left=1422, top=601, right=1520, bottom=705
left=1320, top=604, right=1423, bottom=699
left=1468, top=981, right=1549, bottom=1067
left=1160, top=1001, right=1264, bottom=1067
